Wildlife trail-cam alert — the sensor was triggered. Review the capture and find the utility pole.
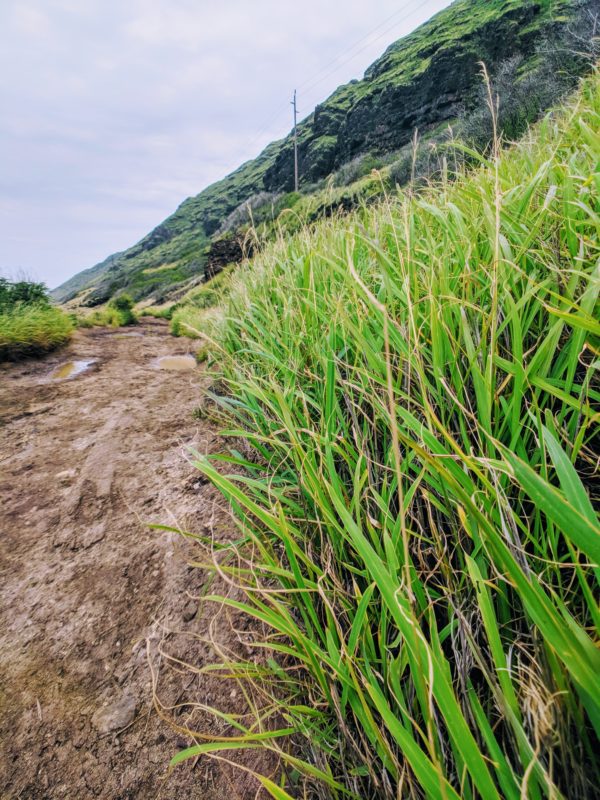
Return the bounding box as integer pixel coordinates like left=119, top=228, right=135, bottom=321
left=291, top=89, right=299, bottom=192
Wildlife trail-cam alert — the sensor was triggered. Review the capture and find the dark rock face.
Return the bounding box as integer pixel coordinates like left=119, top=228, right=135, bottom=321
left=263, top=2, right=547, bottom=192
left=205, top=234, right=255, bottom=280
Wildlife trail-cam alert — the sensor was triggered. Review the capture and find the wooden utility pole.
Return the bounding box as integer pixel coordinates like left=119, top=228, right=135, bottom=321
left=291, top=90, right=299, bottom=192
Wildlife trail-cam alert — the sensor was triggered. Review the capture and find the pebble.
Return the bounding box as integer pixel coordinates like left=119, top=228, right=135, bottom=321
left=91, top=693, right=137, bottom=734
left=182, top=599, right=197, bottom=623
left=56, top=468, right=77, bottom=484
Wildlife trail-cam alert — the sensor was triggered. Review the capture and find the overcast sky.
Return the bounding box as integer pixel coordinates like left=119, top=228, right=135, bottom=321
left=0, top=0, right=453, bottom=289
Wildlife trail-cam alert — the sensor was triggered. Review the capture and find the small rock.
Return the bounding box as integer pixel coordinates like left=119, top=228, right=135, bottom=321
left=56, top=468, right=77, bottom=484
left=72, top=732, right=86, bottom=748
left=73, top=522, right=106, bottom=550
left=91, top=693, right=137, bottom=734
left=25, top=403, right=53, bottom=416
left=182, top=599, right=197, bottom=623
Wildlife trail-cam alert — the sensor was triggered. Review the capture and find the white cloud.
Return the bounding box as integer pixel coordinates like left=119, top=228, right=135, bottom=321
left=10, top=5, right=54, bottom=38
left=0, top=0, right=453, bottom=286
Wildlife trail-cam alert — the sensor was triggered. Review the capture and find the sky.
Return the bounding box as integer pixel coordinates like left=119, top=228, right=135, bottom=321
left=0, top=0, right=453, bottom=289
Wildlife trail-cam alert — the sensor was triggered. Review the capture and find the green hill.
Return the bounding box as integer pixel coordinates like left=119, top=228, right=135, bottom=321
left=52, top=0, right=595, bottom=306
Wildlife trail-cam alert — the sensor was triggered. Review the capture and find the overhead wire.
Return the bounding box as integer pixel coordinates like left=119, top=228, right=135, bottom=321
left=232, top=0, right=445, bottom=164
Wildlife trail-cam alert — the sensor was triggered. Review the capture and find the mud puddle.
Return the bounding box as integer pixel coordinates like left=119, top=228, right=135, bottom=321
left=48, top=359, right=97, bottom=381
left=154, top=354, right=196, bottom=371
left=111, top=332, right=144, bottom=339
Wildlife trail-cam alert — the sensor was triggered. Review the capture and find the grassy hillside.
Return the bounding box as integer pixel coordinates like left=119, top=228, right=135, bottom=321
left=52, top=0, right=593, bottom=308
left=173, top=70, right=600, bottom=798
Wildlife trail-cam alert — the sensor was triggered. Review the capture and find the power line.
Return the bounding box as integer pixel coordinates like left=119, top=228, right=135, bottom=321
left=233, top=0, right=445, bottom=165
left=298, top=0, right=434, bottom=99
left=297, top=0, right=434, bottom=95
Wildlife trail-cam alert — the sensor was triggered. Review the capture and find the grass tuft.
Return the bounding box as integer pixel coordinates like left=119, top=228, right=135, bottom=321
left=0, top=304, right=74, bottom=360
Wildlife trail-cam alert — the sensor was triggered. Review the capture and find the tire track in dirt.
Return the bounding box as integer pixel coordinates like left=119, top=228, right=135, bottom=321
left=0, top=320, right=271, bottom=799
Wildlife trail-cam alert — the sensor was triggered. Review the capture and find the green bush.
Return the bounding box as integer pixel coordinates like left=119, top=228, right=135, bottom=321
left=141, top=306, right=175, bottom=320
left=107, top=293, right=137, bottom=325
left=80, top=294, right=138, bottom=328
left=0, top=278, right=50, bottom=311
left=108, top=293, right=134, bottom=312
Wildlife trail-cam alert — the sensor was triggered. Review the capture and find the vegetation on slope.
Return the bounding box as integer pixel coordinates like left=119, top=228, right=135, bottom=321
left=173, top=72, right=600, bottom=798
left=0, top=279, right=74, bottom=360
left=78, top=293, right=138, bottom=328
left=52, top=0, right=597, bottom=309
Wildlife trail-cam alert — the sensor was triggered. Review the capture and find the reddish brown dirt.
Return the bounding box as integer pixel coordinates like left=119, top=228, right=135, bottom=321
left=0, top=320, right=273, bottom=799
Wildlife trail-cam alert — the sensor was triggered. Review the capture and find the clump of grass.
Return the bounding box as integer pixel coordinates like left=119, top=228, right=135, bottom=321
left=176, top=73, right=600, bottom=799
left=170, top=269, right=233, bottom=337
left=0, top=304, right=74, bottom=360
left=170, top=305, right=223, bottom=339
left=80, top=293, right=138, bottom=328
left=105, top=293, right=137, bottom=326
left=142, top=306, right=174, bottom=320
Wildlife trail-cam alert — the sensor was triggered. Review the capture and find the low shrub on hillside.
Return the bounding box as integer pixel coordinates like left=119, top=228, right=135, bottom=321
left=171, top=74, right=600, bottom=798
left=79, top=293, right=138, bottom=328
left=140, top=306, right=174, bottom=320
left=170, top=305, right=222, bottom=339
left=107, top=293, right=136, bottom=325
left=333, top=152, right=386, bottom=187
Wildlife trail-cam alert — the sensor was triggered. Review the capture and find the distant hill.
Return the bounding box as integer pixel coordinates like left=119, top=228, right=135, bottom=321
left=52, top=0, right=596, bottom=306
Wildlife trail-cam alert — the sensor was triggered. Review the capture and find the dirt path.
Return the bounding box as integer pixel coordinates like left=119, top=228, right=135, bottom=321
left=0, top=321, right=268, bottom=799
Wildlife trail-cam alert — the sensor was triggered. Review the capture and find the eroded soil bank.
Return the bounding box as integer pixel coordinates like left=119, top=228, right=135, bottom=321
left=0, top=320, right=269, bottom=799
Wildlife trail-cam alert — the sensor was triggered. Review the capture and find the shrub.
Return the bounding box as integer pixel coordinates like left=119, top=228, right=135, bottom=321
left=141, top=306, right=175, bottom=320
left=218, top=192, right=282, bottom=235
left=459, top=4, right=600, bottom=150
left=0, top=278, right=50, bottom=311
left=80, top=293, right=138, bottom=327
left=333, top=152, right=385, bottom=187
left=79, top=295, right=138, bottom=328
left=108, top=293, right=134, bottom=312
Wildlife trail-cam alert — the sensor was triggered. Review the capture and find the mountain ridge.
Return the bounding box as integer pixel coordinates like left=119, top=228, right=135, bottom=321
left=53, top=0, right=591, bottom=306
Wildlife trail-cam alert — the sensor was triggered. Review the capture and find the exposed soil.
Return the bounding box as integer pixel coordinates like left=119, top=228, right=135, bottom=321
left=0, top=320, right=273, bottom=799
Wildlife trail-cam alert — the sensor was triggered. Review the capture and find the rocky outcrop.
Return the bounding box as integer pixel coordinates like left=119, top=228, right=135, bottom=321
left=205, top=234, right=256, bottom=280
left=263, top=2, right=551, bottom=191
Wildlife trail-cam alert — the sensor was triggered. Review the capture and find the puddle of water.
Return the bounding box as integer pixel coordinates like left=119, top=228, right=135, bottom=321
left=49, top=360, right=96, bottom=381
left=155, top=355, right=196, bottom=371
left=112, top=332, right=144, bottom=339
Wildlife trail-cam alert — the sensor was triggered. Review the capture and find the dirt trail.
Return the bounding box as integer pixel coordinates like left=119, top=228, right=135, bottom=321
left=0, top=321, right=267, bottom=799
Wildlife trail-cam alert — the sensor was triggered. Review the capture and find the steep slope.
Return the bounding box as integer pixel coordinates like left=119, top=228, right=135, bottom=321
left=53, top=0, right=590, bottom=305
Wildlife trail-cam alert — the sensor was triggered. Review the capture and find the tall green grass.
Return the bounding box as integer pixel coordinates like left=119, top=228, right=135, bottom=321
left=169, top=266, right=233, bottom=337
left=176, top=73, right=600, bottom=798
left=0, top=304, right=74, bottom=360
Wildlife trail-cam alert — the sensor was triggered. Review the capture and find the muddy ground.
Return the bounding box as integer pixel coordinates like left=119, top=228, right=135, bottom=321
left=0, top=320, right=274, bottom=799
